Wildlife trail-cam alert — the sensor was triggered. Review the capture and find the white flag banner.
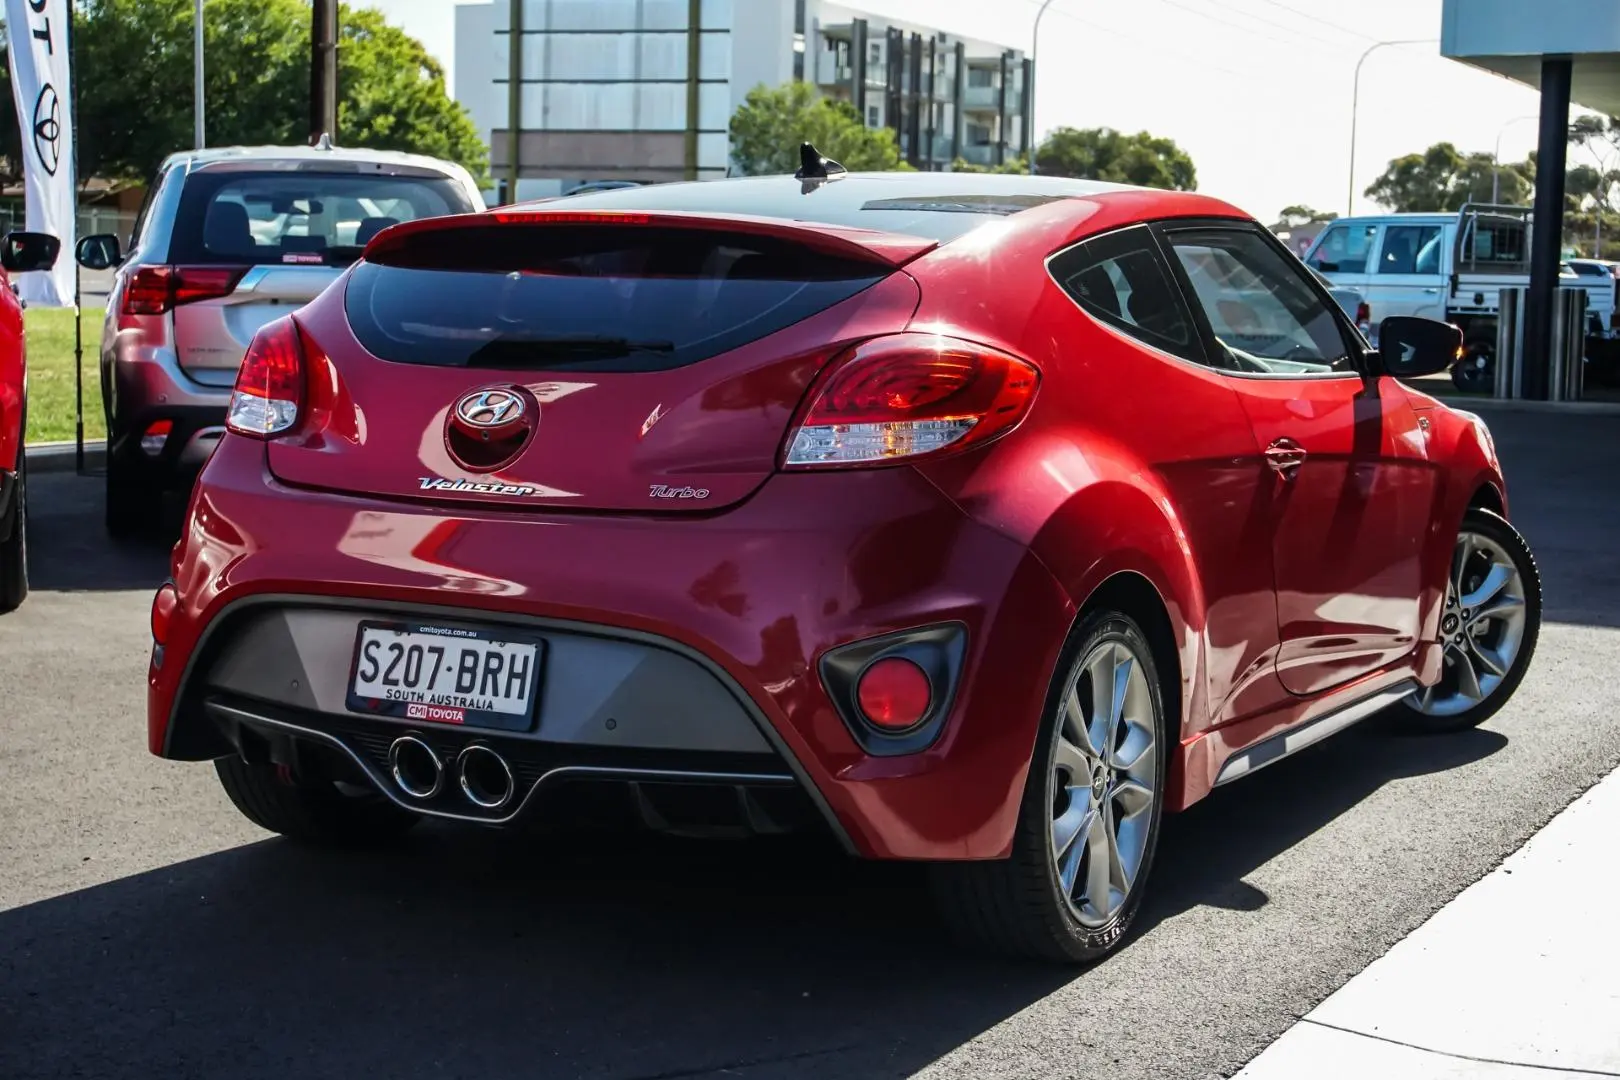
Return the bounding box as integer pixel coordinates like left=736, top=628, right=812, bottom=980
left=5, top=0, right=75, bottom=307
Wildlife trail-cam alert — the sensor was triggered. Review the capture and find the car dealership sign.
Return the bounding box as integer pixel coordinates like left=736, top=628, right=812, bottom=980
left=5, top=0, right=75, bottom=307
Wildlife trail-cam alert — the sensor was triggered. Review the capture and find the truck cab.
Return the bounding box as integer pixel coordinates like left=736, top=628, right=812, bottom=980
left=1304, top=206, right=1617, bottom=389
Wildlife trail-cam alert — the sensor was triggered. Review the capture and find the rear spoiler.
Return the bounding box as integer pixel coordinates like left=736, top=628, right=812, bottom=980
left=362, top=209, right=940, bottom=270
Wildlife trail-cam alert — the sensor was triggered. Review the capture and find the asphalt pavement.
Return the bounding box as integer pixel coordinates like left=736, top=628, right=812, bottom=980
left=2, top=409, right=1618, bottom=1080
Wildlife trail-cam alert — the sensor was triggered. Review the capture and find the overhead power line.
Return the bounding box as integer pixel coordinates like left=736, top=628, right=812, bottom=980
left=1181, top=0, right=1353, bottom=51
left=1016, top=0, right=1255, bottom=82
left=1147, top=0, right=1364, bottom=57
left=1242, top=0, right=1381, bottom=43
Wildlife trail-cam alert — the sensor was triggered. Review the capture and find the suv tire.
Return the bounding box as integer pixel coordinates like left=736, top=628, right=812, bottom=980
left=0, top=447, right=28, bottom=614
left=104, top=448, right=153, bottom=541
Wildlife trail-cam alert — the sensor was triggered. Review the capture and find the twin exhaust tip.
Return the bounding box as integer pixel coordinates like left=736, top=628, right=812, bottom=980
left=386, top=736, right=514, bottom=811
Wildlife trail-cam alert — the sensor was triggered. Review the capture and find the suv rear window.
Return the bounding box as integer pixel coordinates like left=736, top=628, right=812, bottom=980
left=171, top=170, right=477, bottom=267
left=344, top=225, right=889, bottom=372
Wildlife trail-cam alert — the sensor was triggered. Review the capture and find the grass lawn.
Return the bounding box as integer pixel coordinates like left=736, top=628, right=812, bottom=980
left=22, top=305, right=105, bottom=444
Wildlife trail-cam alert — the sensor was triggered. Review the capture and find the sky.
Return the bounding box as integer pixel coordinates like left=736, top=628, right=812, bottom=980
left=362, top=0, right=1586, bottom=223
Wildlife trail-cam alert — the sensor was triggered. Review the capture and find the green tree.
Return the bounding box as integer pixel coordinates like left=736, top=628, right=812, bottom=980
left=1033, top=126, right=1197, bottom=190
left=1364, top=142, right=1530, bottom=211
left=1, top=0, right=487, bottom=185
left=1278, top=205, right=1338, bottom=227
left=729, top=82, right=909, bottom=175
left=951, top=155, right=1029, bottom=175
left=333, top=7, right=486, bottom=176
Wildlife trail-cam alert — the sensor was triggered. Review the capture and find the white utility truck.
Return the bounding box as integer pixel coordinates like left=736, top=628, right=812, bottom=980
left=1302, top=204, right=1617, bottom=391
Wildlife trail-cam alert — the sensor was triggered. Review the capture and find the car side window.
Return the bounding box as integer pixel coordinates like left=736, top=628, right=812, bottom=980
left=1308, top=224, right=1376, bottom=274
left=1378, top=225, right=1443, bottom=275
left=1166, top=228, right=1358, bottom=378
left=1048, top=226, right=1204, bottom=364
left=129, top=167, right=168, bottom=254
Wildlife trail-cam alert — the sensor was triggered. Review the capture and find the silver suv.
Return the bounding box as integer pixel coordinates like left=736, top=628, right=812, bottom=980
left=75, top=142, right=484, bottom=538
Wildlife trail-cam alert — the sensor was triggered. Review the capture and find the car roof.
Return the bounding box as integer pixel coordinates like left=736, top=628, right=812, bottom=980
left=527, top=171, right=1223, bottom=245
left=160, top=142, right=471, bottom=179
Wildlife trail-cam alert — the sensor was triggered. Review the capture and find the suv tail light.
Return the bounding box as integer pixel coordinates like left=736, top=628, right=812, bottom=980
left=1356, top=301, right=1371, bottom=327
left=226, top=316, right=305, bottom=439
left=782, top=333, right=1039, bottom=468
left=122, top=265, right=248, bottom=316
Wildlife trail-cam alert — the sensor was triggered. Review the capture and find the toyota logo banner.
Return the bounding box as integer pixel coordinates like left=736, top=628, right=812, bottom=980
left=5, top=0, right=76, bottom=307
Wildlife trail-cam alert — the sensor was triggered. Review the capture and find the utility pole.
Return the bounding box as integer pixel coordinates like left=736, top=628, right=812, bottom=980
left=507, top=0, right=523, bottom=202
left=311, top=0, right=339, bottom=143
left=194, top=0, right=205, bottom=148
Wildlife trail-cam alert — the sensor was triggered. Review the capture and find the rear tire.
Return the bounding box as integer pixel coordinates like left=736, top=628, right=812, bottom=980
left=1386, top=508, right=1541, bottom=734
left=104, top=449, right=154, bottom=541
left=214, top=756, right=420, bottom=846
left=0, top=448, right=27, bottom=614
left=929, top=610, right=1168, bottom=964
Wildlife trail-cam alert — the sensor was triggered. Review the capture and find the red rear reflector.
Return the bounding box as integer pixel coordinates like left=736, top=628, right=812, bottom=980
left=120, top=265, right=247, bottom=316
left=226, top=316, right=306, bottom=439
left=783, top=333, right=1039, bottom=468
left=151, top=583, right=178, bottom=646
left=856, top=657, right=933, bottom=731
left=140, top=419, right=173, bottom=457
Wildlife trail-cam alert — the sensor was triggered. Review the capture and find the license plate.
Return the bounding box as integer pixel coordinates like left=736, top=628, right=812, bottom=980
left=345, top=621, right=545, bottom=732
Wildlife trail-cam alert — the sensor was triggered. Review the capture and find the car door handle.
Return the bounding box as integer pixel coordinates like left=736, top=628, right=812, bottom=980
left=1265, top=439, right=1307, bottom=479
left=1422, top=287, right=1440, bottom=294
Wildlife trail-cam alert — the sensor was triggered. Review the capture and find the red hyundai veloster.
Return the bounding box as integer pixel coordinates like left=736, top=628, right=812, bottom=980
left=148, top=159, right=1540, bottom=963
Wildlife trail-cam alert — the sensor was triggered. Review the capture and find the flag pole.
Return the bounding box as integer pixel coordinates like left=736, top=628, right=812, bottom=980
left=68, top=0, right=83, bottom=476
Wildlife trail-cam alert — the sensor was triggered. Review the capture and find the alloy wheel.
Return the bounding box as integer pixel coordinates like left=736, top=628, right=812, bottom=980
left=1048, top=640, right=1158, bottom=928
left=1410, top=529, right=1529, bottom=718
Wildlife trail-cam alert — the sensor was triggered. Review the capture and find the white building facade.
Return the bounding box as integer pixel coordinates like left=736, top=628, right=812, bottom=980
left=454, top=0, right=1031, bottom=200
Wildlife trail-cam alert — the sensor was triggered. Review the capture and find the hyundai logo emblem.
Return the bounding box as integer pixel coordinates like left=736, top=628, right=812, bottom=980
left=455, top=389, right=525, bottom=429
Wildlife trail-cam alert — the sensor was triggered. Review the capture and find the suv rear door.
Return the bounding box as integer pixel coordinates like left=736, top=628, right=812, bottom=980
left=166, top=164, right=479, bottom=387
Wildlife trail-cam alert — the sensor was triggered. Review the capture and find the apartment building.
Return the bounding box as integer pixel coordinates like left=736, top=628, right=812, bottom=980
left=454, top=0, right=1031, bottom=199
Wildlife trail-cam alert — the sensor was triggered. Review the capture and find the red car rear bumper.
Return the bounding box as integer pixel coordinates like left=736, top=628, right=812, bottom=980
left=150, top=437, right=1077, bottom=861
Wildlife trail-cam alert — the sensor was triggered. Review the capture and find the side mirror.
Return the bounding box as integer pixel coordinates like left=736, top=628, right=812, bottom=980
left=0, top=231, right=61, bottom=274
left=1375, top=316, right=1463, bottom=378
left=75, top=233, right=123, bottom=271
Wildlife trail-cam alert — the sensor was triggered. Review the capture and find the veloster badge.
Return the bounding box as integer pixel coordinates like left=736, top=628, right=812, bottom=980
left=420, top=476, right=543, bottom=498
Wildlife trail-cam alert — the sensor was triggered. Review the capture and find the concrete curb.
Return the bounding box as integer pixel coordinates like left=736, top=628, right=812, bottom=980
left=25, top=440, right=106, bottom=474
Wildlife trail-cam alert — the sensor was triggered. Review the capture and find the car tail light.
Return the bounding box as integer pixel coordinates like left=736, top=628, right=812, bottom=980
left=226, top=316, right=305, bottom=439
left=1356, top=302, right=1371, bottom=327
left=121, top=265, right=248, bottom=316
left=151, top=583, right=178, bottom=646
left=856, top=657, right=933, bottom=731
left=782, top=333, right=1039, bottom=468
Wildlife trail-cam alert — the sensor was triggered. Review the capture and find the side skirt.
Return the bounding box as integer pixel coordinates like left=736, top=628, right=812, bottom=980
left=1213, top=679, right=1420, bottom=787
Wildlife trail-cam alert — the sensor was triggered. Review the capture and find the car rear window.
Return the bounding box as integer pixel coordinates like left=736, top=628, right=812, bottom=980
left=171, top=170, right=477, bottom=267
left=344, top=225, right=889, bottom=372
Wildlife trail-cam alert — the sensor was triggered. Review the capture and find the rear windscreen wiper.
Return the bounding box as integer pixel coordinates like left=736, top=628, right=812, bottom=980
left=466, top=335, right=676, bottom=367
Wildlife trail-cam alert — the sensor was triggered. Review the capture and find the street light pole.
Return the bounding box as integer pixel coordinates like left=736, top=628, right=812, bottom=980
left=193, top=0, right=205, bottom=149
left=1493, top=114, right=1538, bottom=204
left=1348, top=38, right=1436, bottom=214
left=1028, top=0, right=1058, bottom=176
